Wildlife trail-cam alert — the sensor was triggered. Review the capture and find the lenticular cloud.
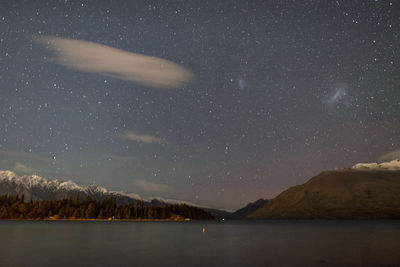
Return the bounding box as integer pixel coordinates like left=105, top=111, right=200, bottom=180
left=34, top=35, right=194, bottom=89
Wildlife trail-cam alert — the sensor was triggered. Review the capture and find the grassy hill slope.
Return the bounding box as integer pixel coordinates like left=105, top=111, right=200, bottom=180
left=249, top=170, right=400, bottom=219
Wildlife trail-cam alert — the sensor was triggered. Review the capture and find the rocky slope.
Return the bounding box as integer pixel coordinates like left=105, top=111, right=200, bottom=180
left=228, top=198, right=268, bottom=219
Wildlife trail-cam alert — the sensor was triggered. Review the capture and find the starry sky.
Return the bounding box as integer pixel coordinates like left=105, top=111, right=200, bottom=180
left=1, top=0, right=400, bottom=210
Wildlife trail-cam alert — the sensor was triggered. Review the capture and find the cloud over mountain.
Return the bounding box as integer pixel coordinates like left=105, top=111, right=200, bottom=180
left=136, top=179, right=169, bottom=192
left=352, top=159, right=400, bottom=171
left=13, top=162, right=34, bottom=173
left=379, top=149, right=400, bottom=162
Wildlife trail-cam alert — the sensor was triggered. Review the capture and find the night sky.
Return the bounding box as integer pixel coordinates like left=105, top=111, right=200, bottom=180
left=1, top=0, right=400, bottom=210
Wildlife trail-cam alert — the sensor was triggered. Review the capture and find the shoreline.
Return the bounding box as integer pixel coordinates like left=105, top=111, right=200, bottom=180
left=1, top=218, right=194, bottom=222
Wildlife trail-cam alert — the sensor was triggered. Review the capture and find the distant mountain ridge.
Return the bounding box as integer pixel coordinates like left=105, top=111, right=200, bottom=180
left=0, top=170, right=230, bottom=219
left=248, top=164, right=400, bottom=219
left=0, top=170, right=140, bottom=205
left=227, top=198, right=268, bottom=219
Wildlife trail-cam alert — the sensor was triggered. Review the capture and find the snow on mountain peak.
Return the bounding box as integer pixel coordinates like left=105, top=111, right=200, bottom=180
left=86, top=184, right=108, bottom=195
left=0, top=170, right=108, bottom=194
left=58, top=180, right=82, bottom=191
left=352, top=159, right=400, bottom=171
left=0, top=170, right=194, bottom=206
left=0, top=170, right=18, bottom=181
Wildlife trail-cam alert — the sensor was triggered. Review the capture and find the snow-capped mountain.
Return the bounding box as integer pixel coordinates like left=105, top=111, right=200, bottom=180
left=0, top=170, right=141, bottom=205
left=0, top=170, right=231, bottom=218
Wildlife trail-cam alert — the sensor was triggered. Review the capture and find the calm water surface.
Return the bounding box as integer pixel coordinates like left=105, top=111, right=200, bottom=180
left=0, top=220, right=399, bottom=267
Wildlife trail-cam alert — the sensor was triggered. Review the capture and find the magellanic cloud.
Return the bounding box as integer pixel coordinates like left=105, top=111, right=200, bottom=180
left=120, top=131, right=164, bottom=144
left=34, top=36, right=194, bottom=89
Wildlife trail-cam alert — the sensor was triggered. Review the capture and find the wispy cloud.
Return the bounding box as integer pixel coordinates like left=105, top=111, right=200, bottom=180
left=37, top=171, right=93, bottom=181
left=13, top=162, right=35, bottom=173
left=107, top=154, right=138, bottom=162
left=136, top=180, right=169, bottom=193
left=0, top=150, right=49, bottom=162
left=34, top=36, right=194, bottom=89
left=120, top=131, right=164, bottom=144
left=379, top=149, right=400, bottom=162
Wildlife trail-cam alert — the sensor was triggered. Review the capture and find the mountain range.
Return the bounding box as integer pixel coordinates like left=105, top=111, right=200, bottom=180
left=0, top=170, right=142, bottom=204
left=227, top=198, right=268, bottom=219
left=0, top=170, right=229, bottom=219
left=3, top=159, right=400, bottom=220
left=246, top=159, right=400, bottom=219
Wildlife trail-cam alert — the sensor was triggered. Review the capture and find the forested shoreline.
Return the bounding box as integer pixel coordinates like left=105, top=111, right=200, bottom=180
left=0, top=194, right=214, bottom=220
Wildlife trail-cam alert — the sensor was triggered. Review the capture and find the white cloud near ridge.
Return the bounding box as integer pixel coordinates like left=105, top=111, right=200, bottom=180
left=34, top=36, right=194, bottom=89
left=119, top=131, right=164, bottom=144
left=352, top=159, right=400, bottom=171
left=136, top=180, right=169, bottom=193
left=13, top=162, right=34, bottom=173
left=378, top=149, right=400, bottom=162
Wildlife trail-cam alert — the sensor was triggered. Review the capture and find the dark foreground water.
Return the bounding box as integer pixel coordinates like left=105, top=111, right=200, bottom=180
left=0, top=220, right=399, bottom=267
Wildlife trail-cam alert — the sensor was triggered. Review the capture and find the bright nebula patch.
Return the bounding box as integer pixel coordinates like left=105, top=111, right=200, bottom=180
left=323, top=83, right=355, bottom=115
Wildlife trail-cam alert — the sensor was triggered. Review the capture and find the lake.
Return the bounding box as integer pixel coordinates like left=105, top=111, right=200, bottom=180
left=0, top=220, right=399, bottom=266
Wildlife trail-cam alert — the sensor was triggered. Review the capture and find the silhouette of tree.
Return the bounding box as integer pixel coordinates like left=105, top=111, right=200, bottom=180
left=0, top=194, right=214, bottom=220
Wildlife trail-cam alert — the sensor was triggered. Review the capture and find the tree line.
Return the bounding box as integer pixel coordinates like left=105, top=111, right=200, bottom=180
left=0, top=194, right=214, bottom=220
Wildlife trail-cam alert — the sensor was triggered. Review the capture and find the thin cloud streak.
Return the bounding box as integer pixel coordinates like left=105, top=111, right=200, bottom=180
left=379, top=149, right=400, bottom=162
left=136, top=180, right=169, bottom=193
left=14, top=162, right=35, bottom=173
left=107, top=154, right=138, bottom=162
left=34, top=36, right=194, bottom=89
left=120, top=131, right=164, bottom=144
left=0, top=150, right=49, bottom=162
